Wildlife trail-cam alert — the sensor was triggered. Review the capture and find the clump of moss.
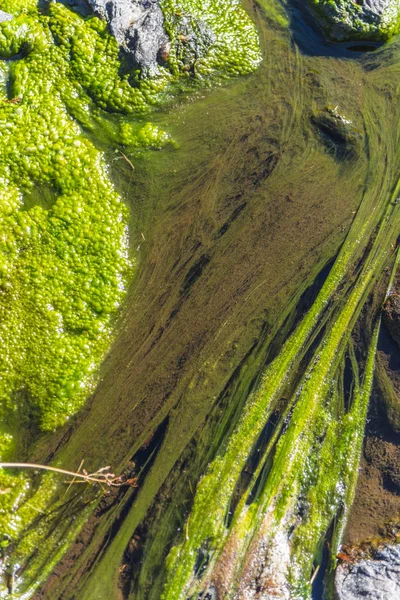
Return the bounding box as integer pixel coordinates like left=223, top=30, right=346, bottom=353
left=0, top=0, right=261, bottom=571
left=0, top=0, right=260, bottom=452
left=310, top=0, right=400, bottom=41
left=161, top=0, right=261, bottom=78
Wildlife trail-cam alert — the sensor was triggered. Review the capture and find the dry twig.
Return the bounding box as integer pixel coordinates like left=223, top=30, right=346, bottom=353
left=119, top=150, right=135, bottom=171
left=0, top=462, right=130, bottom=488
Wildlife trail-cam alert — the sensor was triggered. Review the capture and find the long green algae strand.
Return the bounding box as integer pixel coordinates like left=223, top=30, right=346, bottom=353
left=204, top=263, right=384, bottom=598
left=161, top=168, right=400, bottom=597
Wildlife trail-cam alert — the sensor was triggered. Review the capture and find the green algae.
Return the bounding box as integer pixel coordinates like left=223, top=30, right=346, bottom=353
left=0, top=0, right=261, bottom=593
left=54, top=3, right=400, bottom=596
left=0, top=0, right=261, bottom=443
left=310, top=0, right=400, bottom=41
left=159, top=4, right=400, bottom=592
left=161, top=191, right=400, bottom=598
left=4, top=0, right=400, bottom=598
left=161, top=198, right=399, bottom=599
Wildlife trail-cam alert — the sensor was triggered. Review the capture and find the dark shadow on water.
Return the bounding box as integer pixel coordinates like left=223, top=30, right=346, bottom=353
left=38, top=0, right=91, bottom=17
left=311, top=520, right=335, bottom=600
left=285, top=0, right=385, bottom=59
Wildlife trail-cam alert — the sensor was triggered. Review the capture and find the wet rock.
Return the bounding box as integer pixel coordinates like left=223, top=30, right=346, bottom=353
left=343, top=0, right=399, bottom=24
left=311, top=107, right=361, bottom=161
left=310, top=0, right=400, bottom=41
left=171, top=13, right=216, bottom=72
left=383, top=294, right=400, bottom=347
left=0, top=10, right=13, bottom=22
left=335, top=545, right=400, bottom=600
left=86, top=0, right=169, bottom=76
left=197, top=587, right=218, bottom=600
left=62, top=0, right=92, bottom=17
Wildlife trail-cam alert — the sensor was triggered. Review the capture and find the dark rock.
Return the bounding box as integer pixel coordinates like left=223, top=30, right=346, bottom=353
left=86, top=0, right=169, bottom=76
left=171, top=13, right=216, bottom=71
left=311, top=108, right=361, bottom=161
left=197, top=587, right=218, bottom=600
left=62, top=0, right=93, bottom=17
left=383, top=294, right=400, bottom=347
left=335, top=544, right=400, bottom=600
left=310, top=0, right=400, bottom=41
left=0, top=10, right=13, bottom=22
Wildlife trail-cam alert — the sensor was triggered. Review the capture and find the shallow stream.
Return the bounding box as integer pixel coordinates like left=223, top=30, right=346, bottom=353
left=1, top=1, right=400, bottom=599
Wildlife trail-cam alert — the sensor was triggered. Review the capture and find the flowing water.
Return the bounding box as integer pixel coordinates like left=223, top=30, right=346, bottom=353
left=2, top=1, right=400, bottom=599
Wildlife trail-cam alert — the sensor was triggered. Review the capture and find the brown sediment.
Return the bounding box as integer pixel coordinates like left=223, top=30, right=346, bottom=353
left=345, top=321, right=400, bottom=547
left=344, top=432, right=400, bottom=546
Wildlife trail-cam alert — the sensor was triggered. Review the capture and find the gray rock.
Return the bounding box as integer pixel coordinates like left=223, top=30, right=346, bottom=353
left=363, top=1, right=394, bottom=20
left=310, top=0, right=400, bottom=40
left=0, top=10, right=13, bottom=22
left=335, top=544, right=400, bottom=600
left=322, top=0, right=393, bottom=25
left=86, top=0, right=169, bottom=76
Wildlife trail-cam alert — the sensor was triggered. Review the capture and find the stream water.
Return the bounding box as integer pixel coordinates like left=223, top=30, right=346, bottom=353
left=2, top=1, right=400, bottom=599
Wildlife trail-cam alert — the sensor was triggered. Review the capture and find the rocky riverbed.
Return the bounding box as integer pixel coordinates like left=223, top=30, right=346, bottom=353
left=335, top=545, right=400, bottom=600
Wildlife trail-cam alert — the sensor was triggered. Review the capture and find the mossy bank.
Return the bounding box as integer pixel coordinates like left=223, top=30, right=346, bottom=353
left=0, top=0, right=260, bottom=582
left=310, top=0, right=400, bottom=40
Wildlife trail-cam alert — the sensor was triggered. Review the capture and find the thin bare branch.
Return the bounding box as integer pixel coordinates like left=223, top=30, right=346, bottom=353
left=119, top=150, right=135, bottom=171
left=0, top=462, right=128, bottom=488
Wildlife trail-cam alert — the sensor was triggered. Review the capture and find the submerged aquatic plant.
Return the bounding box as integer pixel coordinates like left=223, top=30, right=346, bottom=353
left=162, top=186, right=400, bottom=598
left=161, top=20, right=400, bottom=583
left=0, top=0, right=261, bottom=595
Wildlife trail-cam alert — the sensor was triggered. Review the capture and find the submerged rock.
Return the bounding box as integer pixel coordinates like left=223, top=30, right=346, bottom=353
left=311, top=107, right=361, bottom=160
left=169, top=13, right=216, bottom=72
left=310, top=0, right=400, bottom=40
left=86, top=0, right=169, bottom=75
left=335, top=545, right=400, bottom=600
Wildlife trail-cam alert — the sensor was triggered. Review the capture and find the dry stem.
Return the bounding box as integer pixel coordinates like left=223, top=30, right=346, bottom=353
left=0, top=462, right=130, bottom=488
left=119, top=150, right=135, bottom=171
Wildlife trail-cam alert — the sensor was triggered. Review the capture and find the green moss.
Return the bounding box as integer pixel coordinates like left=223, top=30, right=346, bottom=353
left=310, top=0, right=400, bottom=41
left=0, top=0, right=260, bottom=585
left=161, top=0, right=261, bottom=78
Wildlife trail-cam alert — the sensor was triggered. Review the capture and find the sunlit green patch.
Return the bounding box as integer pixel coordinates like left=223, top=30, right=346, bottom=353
left=161, top=0, right=261, bottom=78
left=0, top=0, right=261, bottom=586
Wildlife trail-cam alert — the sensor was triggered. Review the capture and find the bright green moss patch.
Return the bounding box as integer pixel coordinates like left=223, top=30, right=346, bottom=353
left=0, top=10, right=131, bottom=445
left=161, top=0, right=261, bottom=78
left=0, top=0, right=260, bottom=450
left=310, top=0, right=400, bottom=41
left=0, top=0, right=260, bottom=576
